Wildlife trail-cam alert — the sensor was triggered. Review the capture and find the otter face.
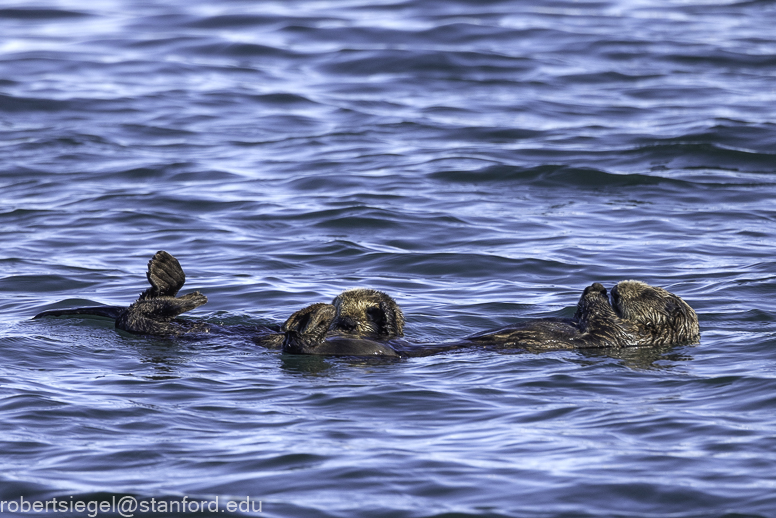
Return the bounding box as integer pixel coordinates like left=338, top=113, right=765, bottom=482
left=610, top=280, right=700, bottom=345
left=282, top=303, right=337, bottom=354
left=330, top=288, right=405, bottom=338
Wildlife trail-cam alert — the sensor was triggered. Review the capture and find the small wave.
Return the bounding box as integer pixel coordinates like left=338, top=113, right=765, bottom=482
left=319, top=48, right=534, bottom=77
left=0, top=275, right=94, bottom=294
left=0, top=93, right=72, bottom=113
left=185, top=41, right=300, bottom=59
left=0, top=8, right=89, bottom=19
left=429, top=164, right=676, bottom=188
left=631, top=141, right=776, bottom=171
left=182, top=14, right=285, bottom=29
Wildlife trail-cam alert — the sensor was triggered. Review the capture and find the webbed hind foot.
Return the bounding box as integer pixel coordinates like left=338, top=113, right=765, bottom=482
left=139, top=250, right=187, bottom=300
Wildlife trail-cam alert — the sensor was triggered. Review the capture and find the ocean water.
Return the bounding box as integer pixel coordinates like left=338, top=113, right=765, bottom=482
left=2, top=0, right=776, bottom=516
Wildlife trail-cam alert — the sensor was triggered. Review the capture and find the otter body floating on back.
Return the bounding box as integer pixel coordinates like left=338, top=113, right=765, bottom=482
left=34, top=251, right=699, bottom=356
left=460, top=281, right=698, bottom=350
left=34, top=251, right=286, bottom=345
left=462, top=283, right=640, bottom=350
left=281, top=302, right=406, bottom=357
left=284, top=281, right=699, bottom=356
left=33, top=252, right=407, bottom=352
left=34, top=251, right=209, bottom=335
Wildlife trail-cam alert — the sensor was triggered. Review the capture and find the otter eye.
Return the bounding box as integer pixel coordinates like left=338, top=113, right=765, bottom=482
left=366, top=307, right=383, bottom=322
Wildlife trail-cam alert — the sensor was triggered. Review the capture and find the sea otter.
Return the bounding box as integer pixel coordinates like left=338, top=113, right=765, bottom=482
left=282, top=302, right=405, bottom=357
left=440, top=281, right=698, bottom=351
left=461, top=282, right=646, bottom=350
left=33, top=252, right=699, bottom=356
left=33, top=252, right=405, bottom=348
left=283, top=281, right=700, bottom=356
left=34, top=251, right=210, bottom=335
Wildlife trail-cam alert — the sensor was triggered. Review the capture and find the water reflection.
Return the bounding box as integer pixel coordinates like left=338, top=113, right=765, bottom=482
left=129, top=337, right=190, bottom=380
left=279, top=353, right=333, bottom=375
left=577, top=344, right=695, bottom=371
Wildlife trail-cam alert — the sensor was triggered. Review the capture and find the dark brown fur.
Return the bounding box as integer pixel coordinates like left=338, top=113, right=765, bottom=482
left=281, top=302, right=403, bottom=357
left=464, top=283, right=646, bottom=350
left=463, top=281, right=698, bottom=350
left=330, top=288, right=405, bottom=337
left=35, top=251, right=209, bottom=336
left=36, top=252, right=698, bottom=356
left=34, top=254, right=404, bottom=347
left=277, top=281, right=700, bottom=357
left=610, top=280, right=700, bottom=346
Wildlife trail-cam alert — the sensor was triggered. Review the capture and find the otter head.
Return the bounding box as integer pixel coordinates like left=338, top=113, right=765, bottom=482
left=572, top=282, right=647, bottom=347
left=282, top=303, right=337, bottom=354
left=610, top=280, right=700, bottom=345
left=330, top=288, right=405, bottom=338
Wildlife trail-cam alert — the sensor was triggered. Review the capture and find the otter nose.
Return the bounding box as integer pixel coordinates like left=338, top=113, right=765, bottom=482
left=591, top=282, right=607, bottom=295
left=335, top=316, right=358, bottom=332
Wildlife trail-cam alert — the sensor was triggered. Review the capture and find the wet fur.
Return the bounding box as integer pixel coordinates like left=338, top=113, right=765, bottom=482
left=282, top=283, right=637, bottom=356
left=34, top=254, right=403, bottom=346
left=35, top=251, right=209, bottom=336
left=279, top=281, right=699, bottom=356
left=465, top=281, right=698, bottom=350
left=279, top=287, right=407, bottom=356
left=35, top=251, right=698, bottom=354
left=610, top=280, right=700, bottom=346
left=282, top=302, right=403, bottom=357
left=331, top=288, right=404, bottom=337
left=465, top=283, right=645, bottom=349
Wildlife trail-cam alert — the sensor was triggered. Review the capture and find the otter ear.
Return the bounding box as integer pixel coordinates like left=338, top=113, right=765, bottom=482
left=379, top=300, right=404, bottom=337
left=665, top=297, right=689, bottom=328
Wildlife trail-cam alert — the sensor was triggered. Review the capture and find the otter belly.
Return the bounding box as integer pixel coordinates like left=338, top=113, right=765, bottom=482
left=465, top=318, right=583, bottom=349
left=301, top=336, right=403, bottom=358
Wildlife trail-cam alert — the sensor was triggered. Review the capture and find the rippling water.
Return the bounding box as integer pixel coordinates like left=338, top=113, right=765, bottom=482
left=2, top=0, right=776, bottom=516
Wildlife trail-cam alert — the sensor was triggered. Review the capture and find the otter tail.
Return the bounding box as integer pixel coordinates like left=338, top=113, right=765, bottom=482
left=33, top=306, right=126, bottom=320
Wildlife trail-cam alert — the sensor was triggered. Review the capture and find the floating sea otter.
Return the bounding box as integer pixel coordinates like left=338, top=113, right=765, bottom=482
left=34, top=251, right=698, bottom=357
left=281, top=302, right=405, bottom=357
left=34, top=251, right=210, bottom=335
left=33, top=251, right=405, bottom=349
left=461, top=281, right=699, bottom=351
left=284, top=281, right=699, bottom=357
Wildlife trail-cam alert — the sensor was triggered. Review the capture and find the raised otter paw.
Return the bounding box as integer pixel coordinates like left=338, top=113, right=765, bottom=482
left=282, top=303, right=336, bottom=354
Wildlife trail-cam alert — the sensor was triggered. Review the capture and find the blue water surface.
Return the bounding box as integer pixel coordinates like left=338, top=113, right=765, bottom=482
left=2, top=0, right=776, bottom=517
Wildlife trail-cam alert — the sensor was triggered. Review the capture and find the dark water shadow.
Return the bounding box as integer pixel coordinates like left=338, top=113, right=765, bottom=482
left=575, top=343, right=695, bottom=371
